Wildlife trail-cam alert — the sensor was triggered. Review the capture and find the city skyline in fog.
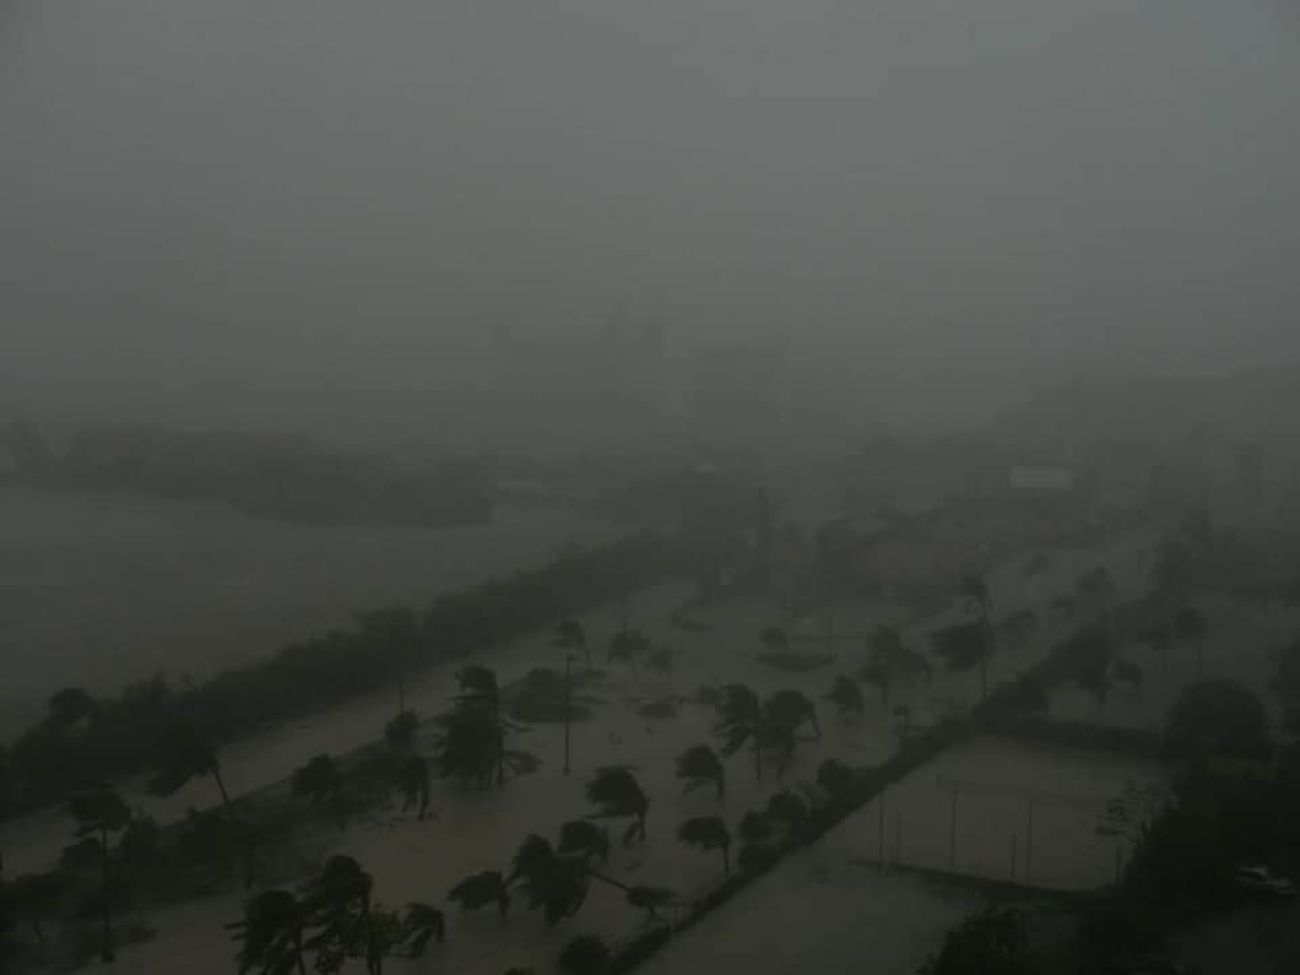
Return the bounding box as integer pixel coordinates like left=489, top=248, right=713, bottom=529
left=3, top=1, right=1299, bottom=446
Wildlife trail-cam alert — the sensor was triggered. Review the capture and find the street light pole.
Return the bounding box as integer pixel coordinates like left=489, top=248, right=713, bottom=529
left=563, top=652, right=573, bottom=776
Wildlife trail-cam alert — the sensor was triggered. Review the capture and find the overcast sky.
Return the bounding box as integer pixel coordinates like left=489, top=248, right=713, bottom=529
left=2, top=0, right=1298, bottom=441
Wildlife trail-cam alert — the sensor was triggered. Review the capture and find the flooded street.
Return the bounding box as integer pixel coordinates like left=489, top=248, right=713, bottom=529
left=19, top=527, right=1170, bottom=973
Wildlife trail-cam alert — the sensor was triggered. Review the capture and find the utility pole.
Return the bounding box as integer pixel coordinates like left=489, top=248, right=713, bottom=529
left=562, top=653, right=573, bottom=776
left=877, top=789, right=887, bottom=866
left=949, top=787, right=959, bottom=870
left=1025, top=798, right=1035, bottom=884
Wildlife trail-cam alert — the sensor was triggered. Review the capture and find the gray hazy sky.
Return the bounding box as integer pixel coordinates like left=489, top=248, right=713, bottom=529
left=2, top=0, right=1299, bottom=440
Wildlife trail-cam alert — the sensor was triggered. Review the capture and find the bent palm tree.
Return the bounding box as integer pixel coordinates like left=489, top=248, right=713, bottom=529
left=455, top=665, right=508, bottom=785
left=227, top=889, right=308, bottom=975
left=394, top=754, right=431, bottom=820
left=149, top=726, right=256, bottom=884
left=68, top=782, right=130, bottom=962
left=384, top=710, right=419, bottom=751
left=764, top=689, right=819, bottom=774
left=677, top=816, right=731, bottom=874
left=149, top=727, right=232, bottom=814
left=607, top=629, right=650, bottom=678
left=291, top=755, right=342, bottom=807
left=449, top=870, right=510, bottom=916
left=585, top=768, right=649, bottom=845
left=713, top=683, right=765, bottom=781
left=398, top=902, right=445, bottom=954
left=558, top=820, right=610, bottom=865
left=675, top=744, right=725, bottom=799
left=291, top=754, right=344, bottom=826
left=827, top=676, right=864, bottom=718
left=507, top=835, right=589, bottom=926
left=300, top=855, right=377, bottom=973
left=931, top=619, right=995, bottom=700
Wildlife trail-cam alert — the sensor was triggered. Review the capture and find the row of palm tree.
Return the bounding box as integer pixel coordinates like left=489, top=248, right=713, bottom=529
left=229, top=855, right=443, bottom=975
left=712, top=683, right=822, bottom=781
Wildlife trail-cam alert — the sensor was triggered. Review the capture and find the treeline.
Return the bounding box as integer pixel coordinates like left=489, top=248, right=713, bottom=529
left=2, top=420, right=491, bottom=527
left=0, top=533, right=675, bottom=820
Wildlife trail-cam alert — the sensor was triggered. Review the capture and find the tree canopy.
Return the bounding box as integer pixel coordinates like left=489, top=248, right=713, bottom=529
left=1166, top=680, right=1270, bottom=759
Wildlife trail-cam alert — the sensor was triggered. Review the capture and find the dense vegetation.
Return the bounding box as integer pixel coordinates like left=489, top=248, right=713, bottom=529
left=1076, top=683, right=1300, bottom=972
left=0, top=533, right=674, bottom=819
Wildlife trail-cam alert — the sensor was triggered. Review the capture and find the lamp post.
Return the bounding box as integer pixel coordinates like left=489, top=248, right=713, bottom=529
left=563, top=652, right=574, bottom=776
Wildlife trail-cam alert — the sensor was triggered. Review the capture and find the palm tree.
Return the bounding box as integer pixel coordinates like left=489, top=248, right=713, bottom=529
left=827, top=676, right=864, bottom=718
left=559, top=934, right=610, bottom=975
left=931, top=619, right=995, bottom=699
left=68, top=782, right=129, bottom=962
left=507, top=835, right=589, bottom=926
left=397, top=902, right=445, bottom=954
left=149, top=725, right=253, bottom=885
left=394, top=754, right=431, bottom=820
left=356, top=909, right=403, bottom=975
left=455, top=665, right=507, bottom=785
left=585, top=767, right=649, bottom=845
left=149, top=726, right=232, bottom=815
left=607, top=629, right=649, bottom=678
left=1070, top=625, right=1113, bottom=717
left=764, top=689, right=819, bottom=774
left=448, top=870, right=510, bottom=916
left=433, top=704, right=499, bottom=788
left=713, top=683, right=765, bottom=781
left=384, top=711, right=419, bottom=751
left=558, top=820, right=610, bottom=865
left=300, top=855, right=375, bottom=974
left=291, top=755, right=344, bottom=824
left=227, top=889, right=308, bottom=975
left=675, top=744, right=725, bottom=799
left=862, top=625, right=930, bottom=703
left=554, top=618, right=589, bottom=670
left=677, top=816, right=731, bottom=874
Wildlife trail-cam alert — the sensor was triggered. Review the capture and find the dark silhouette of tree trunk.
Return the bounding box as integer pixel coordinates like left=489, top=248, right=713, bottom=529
left=100, top=823, right=114, bottom=962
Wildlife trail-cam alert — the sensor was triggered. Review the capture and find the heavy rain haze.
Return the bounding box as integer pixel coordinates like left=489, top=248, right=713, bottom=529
left=3, top=0, right=1299, bottom=446
left=6, top=5, right=1300, bottom=975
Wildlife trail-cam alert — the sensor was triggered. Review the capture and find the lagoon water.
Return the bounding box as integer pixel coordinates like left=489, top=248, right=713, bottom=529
left=0, top=486, right=612, bottom=737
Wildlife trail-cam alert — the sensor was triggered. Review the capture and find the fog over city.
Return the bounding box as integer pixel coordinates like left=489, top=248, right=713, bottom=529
left=3, top=5, right=1300, bottom=975
left=3, top=1, right=1299, bottom=445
